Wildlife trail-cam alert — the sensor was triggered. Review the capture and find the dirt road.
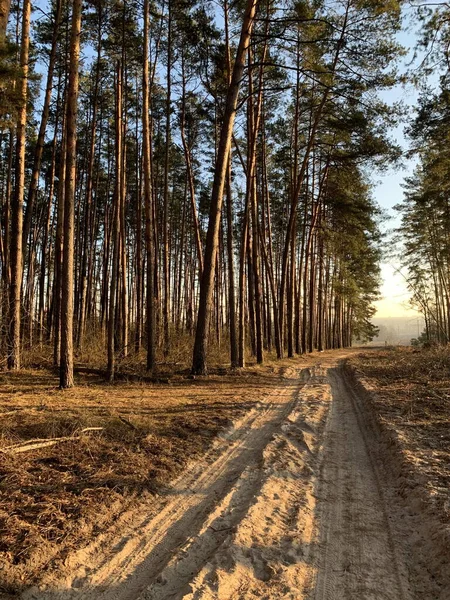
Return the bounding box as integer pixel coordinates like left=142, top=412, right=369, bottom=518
left=24, top=353, right=426, bottom=599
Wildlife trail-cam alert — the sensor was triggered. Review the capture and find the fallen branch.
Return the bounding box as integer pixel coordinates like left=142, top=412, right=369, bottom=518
left=118, top=415, right=138, bottom=431
left=0, top=427, right=104, bottom=454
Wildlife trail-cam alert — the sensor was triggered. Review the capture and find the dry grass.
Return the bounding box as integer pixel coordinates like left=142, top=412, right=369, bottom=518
left=349, top=346, right=450, bottom=517
left=71, top=327, right=234, bottom=374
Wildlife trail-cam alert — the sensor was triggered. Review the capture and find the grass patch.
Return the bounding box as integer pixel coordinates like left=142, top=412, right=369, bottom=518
left=349, top=346, right=450, bottom=515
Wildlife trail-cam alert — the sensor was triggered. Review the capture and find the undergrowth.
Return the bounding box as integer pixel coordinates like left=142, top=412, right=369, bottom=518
left=349, top=346, right=450, bottom=512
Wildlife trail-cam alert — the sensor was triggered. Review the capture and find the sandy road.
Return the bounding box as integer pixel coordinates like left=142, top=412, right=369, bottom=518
left=25, top=352, right=421, bottom=600
left=307, top=369, right=413, bottom=600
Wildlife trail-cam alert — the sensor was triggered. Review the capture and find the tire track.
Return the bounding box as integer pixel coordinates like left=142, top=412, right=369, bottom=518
left=309, top=367, right=413, bottom=600
left=24, top=368, right=310, bottom=600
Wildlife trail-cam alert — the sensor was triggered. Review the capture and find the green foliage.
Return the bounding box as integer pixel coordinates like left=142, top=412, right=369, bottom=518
left=396, top=83, right=450, bottom=344
left=0, top=38, right=21, bottom=127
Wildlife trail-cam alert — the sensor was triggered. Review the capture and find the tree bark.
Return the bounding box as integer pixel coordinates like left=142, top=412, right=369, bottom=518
left=2, top=128, right=13, bottom=350
left=0, top=0, right=11, bottom=41
left=162, top=2, right=172, bottom=357
left=53, top=96, right=67, bottom=365
left=107, top=61, right=122, bottom=382
left=78, top=12, right=102, bottom=350
left=60, top=0, right=82, bottom=388
left=143, top=0, right=155, bottom=371
left=7, top=0, right=31, bottom=370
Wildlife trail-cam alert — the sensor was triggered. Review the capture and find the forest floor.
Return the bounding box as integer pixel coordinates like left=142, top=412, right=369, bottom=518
left=0, top=346, right=448, bottom=599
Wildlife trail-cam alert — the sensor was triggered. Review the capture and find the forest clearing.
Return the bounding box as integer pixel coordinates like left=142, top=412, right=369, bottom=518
left=1, top=0, right=450, bottom=597
left=0, top=347, right=448, bottom=598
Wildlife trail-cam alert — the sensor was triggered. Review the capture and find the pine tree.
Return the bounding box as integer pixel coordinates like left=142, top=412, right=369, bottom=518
left=60, top=0, right=82, bottom=388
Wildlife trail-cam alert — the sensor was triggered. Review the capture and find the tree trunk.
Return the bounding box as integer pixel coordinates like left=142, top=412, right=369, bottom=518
left=120, top=113, right=128, bottom=357
left=135, top=121, right=143, bottom=351
left=2, top=128, right=13, bottom=351
left=223, top=0, right=238, bottom=367
left=162, top=2, right=172, bottom=357
left=53, top=97, right=67, bottom=365
left=143, top=0, right=155, bottom=371
left=60, top=0, right=82, bottom=388
left=225, top=160, right=238, bottom=366
left=191, top=0, right=259, bottom=375
left=39, top=133, right=57, bottom=345
left=0, top=0, right=11, bottom=41
left=107, top=61, right=122, bottom=382
left=7, top=0, right=31, bottom=370
left=78, top=17, right=101, bottom=350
